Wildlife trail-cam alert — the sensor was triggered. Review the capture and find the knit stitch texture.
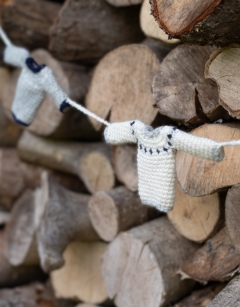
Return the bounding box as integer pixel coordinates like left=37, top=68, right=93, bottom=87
left=104, top=120, right=225, bottom=212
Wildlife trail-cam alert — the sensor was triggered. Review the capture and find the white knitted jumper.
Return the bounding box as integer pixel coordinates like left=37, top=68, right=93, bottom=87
left=3, top=45, right=68, bottom=126
left=104, top=120, right=225, bottom=212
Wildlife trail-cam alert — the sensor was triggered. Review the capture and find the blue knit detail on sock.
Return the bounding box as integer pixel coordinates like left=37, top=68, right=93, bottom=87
left=26, top=57, right=45, bottom=73
left=12, top=112, right=29, bottom=127
left=1, top=46, right=6, bottom=61
left=60, top=100, right=71, bottom=113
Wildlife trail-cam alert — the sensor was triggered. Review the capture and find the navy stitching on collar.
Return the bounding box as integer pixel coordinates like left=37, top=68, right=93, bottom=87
left=130, top=121, right=135, bottom=126
left=26, top=57, right=46, bottom=73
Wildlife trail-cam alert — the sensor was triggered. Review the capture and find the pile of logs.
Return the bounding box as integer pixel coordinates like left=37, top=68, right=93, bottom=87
left=1, top=0, right=240, bottom=306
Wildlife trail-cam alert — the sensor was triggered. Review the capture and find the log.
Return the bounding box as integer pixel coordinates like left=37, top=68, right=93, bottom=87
left=207, top=276, right=240, bottom=307
left=2, top=49, right=100, bottom=140
left=49, top=0, right=144, bottom=63
left=5, top=190, right=39, bottom=267
left=152, top=44, right=229, bottom=126
left=0, top=230, right=45, bottom=288
left=105, top=0, right=142, bottom=7
left=171, top=283, right=225, bottom=307
left=86, top=44, right=160, bottom=130
left=225, top=184, right=240, bottom=256
left=0, top=148, right=26, bottom=209
left=88, top=186, right=160, bottom=242
left=0, top=67, right=10, bottom=100
left=102, top=217, right=198, bottom=307
left=36, top=172, right=99, bottom=273
left=0, top=282, right=57, bottom=307
left=150, top=0, right=240, bottom=46
left=51, top=241, right=109, bottom=304
left=140, top=0, right=179, bottom=45
left=176, top=124, right=240, bottom=196
left=168, top=184, right=221, bottom=243
left=112, top=145, right=138, bottom=192
left=1, top=0, right=61, bottom=50
left=205, top=46, right=240, bottom=119
left=0, top=211, right=10, bottom=226
left=180, top=228, right=240, bottom=283
left=18, top=131, right=115, bottom=193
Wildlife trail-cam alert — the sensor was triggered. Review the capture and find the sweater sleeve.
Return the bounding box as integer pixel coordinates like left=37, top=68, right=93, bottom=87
left=172, top=129, right=225, bottom=162
left=104, top=121, right=137, bottom=145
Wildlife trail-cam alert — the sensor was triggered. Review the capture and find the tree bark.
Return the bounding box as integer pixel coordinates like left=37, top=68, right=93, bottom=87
left=225, top=184, right=240, bottom=257
left=1, top=0, right=61, bottom=50
left=5, top=190, right=39, bottom=267
left=176, top=124, right=240, bottom=196
left=49, top=0, right=144, bottom=64
left=207, top=276, right=240, bottom=307
left=3, top=49, right=101, bottom=140
left=102, top=216, right=198, bottom=307
left=150, top=0, right=240, bottom=46
left=171, top=284, right=225, bottom=307
left=140, top=0, right=179, bottom=45
left=180, top=228, right=240, bottom=283
left=86, top=44, right=160, bottom=130
left=205, top=45, right=240, bottom=119
left=88, top=186, right=160, bottom=242
left=0, top=230, right=45, bottom=288
left=152, top=44, right=229, bottom=127
left=168, top=184, right=221, bottom=243
left=17, top=131, right=115, bottom=193
left=36, top=172, right=99, bottom=273
left=51, top=241, right=109, bottom=304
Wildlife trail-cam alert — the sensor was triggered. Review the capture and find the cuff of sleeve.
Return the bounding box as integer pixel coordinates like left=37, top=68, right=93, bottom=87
left=59, top=100, right=71, bottom=113
left=212, top=145, right=225, bottom=162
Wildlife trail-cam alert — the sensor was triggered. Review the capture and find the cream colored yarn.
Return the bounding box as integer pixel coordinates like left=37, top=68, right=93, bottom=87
left=104, top=120, right=225, bottom=212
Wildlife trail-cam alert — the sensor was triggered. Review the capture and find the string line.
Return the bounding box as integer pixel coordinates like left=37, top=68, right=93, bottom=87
left=0, top=26, right=12, bottom=47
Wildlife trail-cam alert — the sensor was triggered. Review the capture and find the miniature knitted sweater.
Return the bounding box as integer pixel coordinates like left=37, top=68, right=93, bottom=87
left=104, top=120, right=225, bottom=212
left=3, top=45, right=68, bottom=126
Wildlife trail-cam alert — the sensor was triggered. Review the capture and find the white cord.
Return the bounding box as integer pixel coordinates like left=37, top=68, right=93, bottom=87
left=220, top=140, right=240, bottom=146
left=67, top=98, right=110, bottom=127
left=0, top=26, right=12, bottom=46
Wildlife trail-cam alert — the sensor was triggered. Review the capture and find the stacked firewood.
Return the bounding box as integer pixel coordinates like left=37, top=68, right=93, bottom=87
left=0, top=0, right=240, bottom=306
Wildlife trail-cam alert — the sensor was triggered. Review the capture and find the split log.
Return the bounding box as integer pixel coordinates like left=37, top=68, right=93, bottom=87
left=2, top=49, right=100, bottom=140
left=180, top=228, right=240, bottom=283
left=37, top=173, right=99, bottom=273
left=86, top=44, right=160, bottom=130
left=0, top=282, right=57, bottom=307
left=51, top=241, right=109, bottom=304
left=205, top=46, right=240, bottom=119
left=140, top=0, right=179, bottom=45
left=0, top=230, right=45, bottom=287
left=5, top=190, right=39, bottom=267
left=176, top=124, right=240, bottom=196
left=152, top=44, right=229, bottom=126
left=102, top=217, right=198, bottom=307
left=172, top=283, right=225, bottom=307
left=105, top=0, right=142, bottom=7
left=225, top=184, right=240, bottom=257
left=88, top=186, right=160, bottom=242
left=49, top=0, right=144, bottom=63
left=207, top=276, right=240, bottom=307
left=1, top=0, right=61, bottom=50
left=18, top=131, right=115, bottom=193
left=168, top=184, right=221, bottom=243
left=141, top=38, right=172, bottom=62
left=0, top=67, right=10, bottom=100
left=112, top=145, right=138, bottom=192
left=150, top=0, right=240, bottom=46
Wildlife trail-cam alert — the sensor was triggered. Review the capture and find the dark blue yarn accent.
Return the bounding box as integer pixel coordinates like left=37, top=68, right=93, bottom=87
left=173, top=127, right=177, bottom=131
left=140, top=144, right=142, bottom=150
left=136, top=138, right=138, bottom=143
left=149, top=149, right=153, bottom=155
left=132, top=130, right=135, bottom=135
left=168, top=142, right=172, bottom=146
left=26, top=57, right=46, bottom=73
left=130, top=121, right=135, bottom=126
left=12, top=112, right=29, bottom=127
left=164, top=148, right=168, bottom=152
left=157, top=149, right=160, bottom=154
left=167, top=134, right=172, bottom=139
left=60, top=100, right=71, bottom=113
left=144, top=148, right=147, bottom=153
